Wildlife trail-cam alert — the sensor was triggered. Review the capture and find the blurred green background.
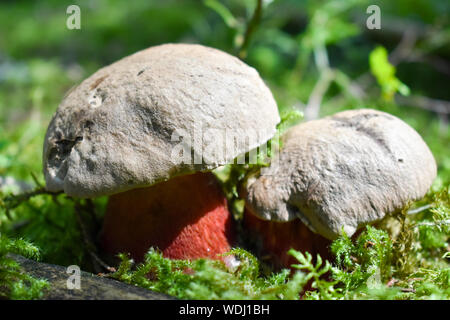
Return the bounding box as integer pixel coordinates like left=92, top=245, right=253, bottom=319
left=0, top=0, right=448, bottom=266
left=0, top=0, right=448, bottom=189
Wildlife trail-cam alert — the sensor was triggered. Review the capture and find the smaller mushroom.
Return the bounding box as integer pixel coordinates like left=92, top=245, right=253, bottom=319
left=243, top=109, right=437, bottom=268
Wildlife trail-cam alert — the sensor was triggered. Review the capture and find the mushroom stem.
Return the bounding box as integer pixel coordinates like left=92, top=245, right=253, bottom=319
left=100, top=172, right=235, bottom=262
left=243, top=209, right=332, bottom=269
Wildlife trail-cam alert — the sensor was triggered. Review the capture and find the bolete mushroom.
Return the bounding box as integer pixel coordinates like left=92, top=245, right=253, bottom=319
left=43, top=43, right=280, bottom=262
left=243, top=109, right=437, bottom=268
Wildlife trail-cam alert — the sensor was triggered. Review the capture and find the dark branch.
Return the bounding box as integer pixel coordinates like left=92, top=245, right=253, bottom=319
left=73, top=200, right=116, bottom=274
left=1, top=188, right=63, bottom=219
left=396, top=95, right=450, bottom=115
left=238, top=0, right=263, bottom=59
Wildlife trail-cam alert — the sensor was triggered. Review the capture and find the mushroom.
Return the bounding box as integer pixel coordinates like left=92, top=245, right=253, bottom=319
left=43, top=43, right=280, bottom=262
left=243, top=109, right=437, bottom=268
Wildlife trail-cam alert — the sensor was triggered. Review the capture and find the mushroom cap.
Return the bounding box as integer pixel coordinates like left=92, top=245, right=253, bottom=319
left=244, top=109, right=437, bottom=239
left=43, top=44, right=280, bottom=197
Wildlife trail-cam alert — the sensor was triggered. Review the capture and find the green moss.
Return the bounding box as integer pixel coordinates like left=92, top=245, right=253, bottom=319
left=0, top=235, right=49, bottom=299
left=110, top=190, right=449, bottom=300
left=1, top=178, right=447, bottom=300
left=112, top=248, right=316, bottom=299
left=0, top=0, right=448, bottom=300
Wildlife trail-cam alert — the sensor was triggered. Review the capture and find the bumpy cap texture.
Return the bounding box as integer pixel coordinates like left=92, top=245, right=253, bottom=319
left=43, top=44, right=280, bottom=197
left=244, top=109, right=437, bottom=239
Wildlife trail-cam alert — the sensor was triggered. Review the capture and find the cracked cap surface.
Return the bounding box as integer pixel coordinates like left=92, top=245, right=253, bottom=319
left=43, top=43, right=280, bottom=197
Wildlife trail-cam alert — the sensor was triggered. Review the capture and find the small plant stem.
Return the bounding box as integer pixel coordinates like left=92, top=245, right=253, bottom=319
left=1, top=188, right=63, bottom=219
left=73, top=200, right=115, bottom=274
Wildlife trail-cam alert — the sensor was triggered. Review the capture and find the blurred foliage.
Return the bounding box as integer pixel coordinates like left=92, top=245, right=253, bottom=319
left=0, top=0, right=448, bottom=299
left=369, top=46, right=410, bottom=99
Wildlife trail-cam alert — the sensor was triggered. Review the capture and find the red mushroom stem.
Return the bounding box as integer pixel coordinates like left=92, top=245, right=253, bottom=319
left=243, top=209, right=332, bottom=270
left=100, top=172, right=235, bottom=263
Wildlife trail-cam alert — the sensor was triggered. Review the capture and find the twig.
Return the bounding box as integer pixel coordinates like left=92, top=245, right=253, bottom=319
left=84, top=198, right=101, bottom=231
left=396, top=95, right=450, bottom=115
left=238, top=0, right=263, bottom=59
left=1, top=188, right=63, bottom=219
left=389, top=29, right=417, bottom=66
left=407, top=204, right=433, bottom=215
left=73, top=200, right=115, bottom=274
left=30, top=172, right=44, bottom=188
left=3, top=188, right=62, bottom=208
left=1, top=184, right=115, bottom=274
left=324, top=72, right=372, bottom=110
left=405, top=51, right=450, bottom=77
left=304, top=69, right=335, bottom=120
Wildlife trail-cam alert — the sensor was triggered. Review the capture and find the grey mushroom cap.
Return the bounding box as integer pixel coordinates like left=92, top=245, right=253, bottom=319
left=244, top=109, right=437, bottom=240
left=43, top=43, right=280, bottom=198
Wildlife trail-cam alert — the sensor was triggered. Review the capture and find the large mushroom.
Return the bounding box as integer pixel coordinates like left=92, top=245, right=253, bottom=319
left=43, top=43, right=280, bottom=262
left=243, top=109, right=437, bottom=268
